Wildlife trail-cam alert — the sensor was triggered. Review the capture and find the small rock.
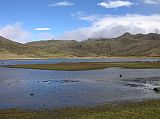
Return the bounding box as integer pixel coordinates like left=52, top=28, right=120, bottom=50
left=30, top=93, right=34, bottom=96
left=42, top=80, right=49, bottom=83
left=153, top=87, right=160, bottom=92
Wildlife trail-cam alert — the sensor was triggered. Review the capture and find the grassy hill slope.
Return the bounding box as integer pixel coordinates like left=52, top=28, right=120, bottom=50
left=26, top=33, right=160, bottom=57
left=1, top=33, right=160, bottom=59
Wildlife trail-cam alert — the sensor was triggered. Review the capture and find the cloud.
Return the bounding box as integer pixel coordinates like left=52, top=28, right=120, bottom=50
left=34, top=28, right=51, bottom=31
left=0, top=22, right=31, bottom=43
left=60, top=14, right=160, bottom=41
left=71, top=11, right=101, bottom=22
left=98, top=0, right=134, bottom=8
left=48, top=1, right=74, bottom=7
left=143, top=0, right=160, bottom=4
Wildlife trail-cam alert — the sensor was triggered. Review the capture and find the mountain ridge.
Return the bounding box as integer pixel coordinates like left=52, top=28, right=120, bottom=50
left=0, top=33, right=160, bottom=59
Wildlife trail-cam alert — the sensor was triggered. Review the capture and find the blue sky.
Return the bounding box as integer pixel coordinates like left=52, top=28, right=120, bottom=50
left=0, top=0, right=160, bottom=43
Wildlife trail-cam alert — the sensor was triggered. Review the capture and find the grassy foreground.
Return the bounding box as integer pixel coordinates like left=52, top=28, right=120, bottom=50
left=0, top=100, right=160, bottom=119
left=5, top=61, right=160, bottom=71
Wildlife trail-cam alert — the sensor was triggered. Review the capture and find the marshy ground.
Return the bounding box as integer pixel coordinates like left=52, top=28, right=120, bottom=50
left=5, top=61, right=160, bottom=71
left=0, top=100, right=160, bottom=119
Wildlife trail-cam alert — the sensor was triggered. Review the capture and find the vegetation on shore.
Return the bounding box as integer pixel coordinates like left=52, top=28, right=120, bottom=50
left=0, top=100, right=160, bottom=119
left=4, top=61, right=160, bottom=71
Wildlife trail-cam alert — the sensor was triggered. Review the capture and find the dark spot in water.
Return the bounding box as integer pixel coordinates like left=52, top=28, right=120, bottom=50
left=123, top=77, right=160, bottom=84
left=124, top=83, right=144, bottom=87
left=1, top=63, right=4, bottom=64
left=9, top=97, right=13, bottom=100
left=38, top=81, right=40, bottom=83
left=120, top=74, right=122, bottom=77
left=30, top=93, right=34, bottom=96
left=7, top=84, right=10, bottom=86
left=17, top=81, right=19, bottom=83
left=42, top=79, right=80, bottom=84
left=59, top=80, right=79, bottom=83
left=153, top=87, right=160, bottom=92
left=42, top=80, right=50, bottom=83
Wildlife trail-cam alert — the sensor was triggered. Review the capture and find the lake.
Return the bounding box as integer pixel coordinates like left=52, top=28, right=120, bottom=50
left=0, top=58, right=160, bottom=109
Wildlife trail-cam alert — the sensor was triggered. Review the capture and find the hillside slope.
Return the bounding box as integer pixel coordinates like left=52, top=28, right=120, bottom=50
left=1, top=33, right=160, bottom=59
left=26, top=33, right=160, bottom=57
left=0, top=36, right=45, bottom=59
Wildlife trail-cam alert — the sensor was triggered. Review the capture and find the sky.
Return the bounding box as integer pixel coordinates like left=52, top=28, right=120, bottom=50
left=0, top=0, right=160, bottom=43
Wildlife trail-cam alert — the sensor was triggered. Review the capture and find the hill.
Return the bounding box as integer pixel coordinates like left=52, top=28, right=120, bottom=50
left=26, top=33, right=160, bottom=57
left=0, top=36, right=50, bottom=59
left=0, top=36, right=35, bottom=59
left=1, top=33, right=160, bottom=59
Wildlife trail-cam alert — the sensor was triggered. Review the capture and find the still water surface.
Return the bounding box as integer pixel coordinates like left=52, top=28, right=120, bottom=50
left=0, top=58, right=160, bottom=109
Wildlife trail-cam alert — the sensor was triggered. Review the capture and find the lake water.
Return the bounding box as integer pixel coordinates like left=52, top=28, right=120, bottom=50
left=0, top=58, right=160, bottom=109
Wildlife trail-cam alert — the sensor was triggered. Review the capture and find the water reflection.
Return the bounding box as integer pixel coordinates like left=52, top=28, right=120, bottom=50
left=0, top=58, right=160, bottom=109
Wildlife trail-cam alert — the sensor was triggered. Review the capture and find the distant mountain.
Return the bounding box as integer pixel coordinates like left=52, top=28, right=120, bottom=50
left=26, top=33, right=160, bottom=57
left=1, top=33, right=160, bottom=59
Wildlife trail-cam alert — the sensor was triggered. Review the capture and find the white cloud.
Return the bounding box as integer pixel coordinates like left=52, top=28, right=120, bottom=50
left=143, top=0, right=160, bottom=4
left=60, top=14, right=160, bottom=41
left=0, top=22, right=31, bottom=43
left=98, top=0, right=134, bottom=8
left=0, top=23, right=54, bottom=43
left=71, top=12, right=101, bottom=22
left=34, top=28, right=51, bottom=31
left=48, top=1, right=74, bottom=7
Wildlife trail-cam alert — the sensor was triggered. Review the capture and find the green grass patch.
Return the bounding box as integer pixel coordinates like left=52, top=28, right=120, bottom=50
left=0, top=100, right=160, bottom=119
left=4, top=61, right=160, bottom=71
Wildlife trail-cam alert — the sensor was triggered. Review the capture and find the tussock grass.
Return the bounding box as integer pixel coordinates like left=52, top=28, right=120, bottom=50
left=0, top=100, right=160, bottom=119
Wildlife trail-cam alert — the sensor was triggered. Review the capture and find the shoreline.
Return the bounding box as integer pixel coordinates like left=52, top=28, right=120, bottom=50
left=5, top=62, right=160, bottom=71
left=0, top=56, right=160, bottom=60
left=0, top=99, right=160, bottom=119
left=0, top=98, right=158, bottom=111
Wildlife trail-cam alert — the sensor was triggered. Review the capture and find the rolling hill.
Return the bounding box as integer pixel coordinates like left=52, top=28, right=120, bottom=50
left=1, top=33, right=160, bottom=59
left=0, top=36, right=34, bottom=59
left=0, top=36, right=48, bottom=59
